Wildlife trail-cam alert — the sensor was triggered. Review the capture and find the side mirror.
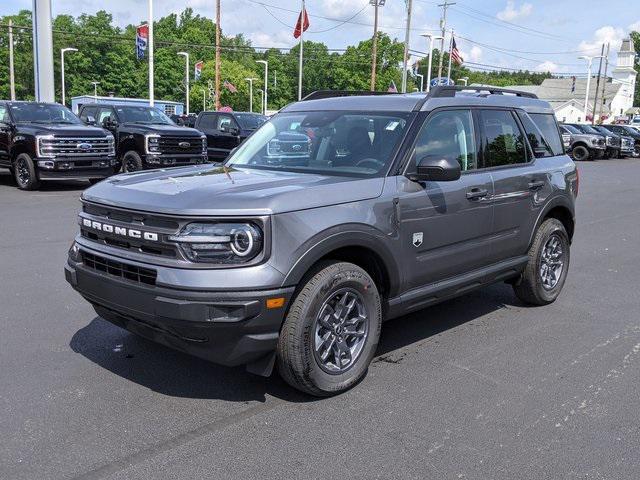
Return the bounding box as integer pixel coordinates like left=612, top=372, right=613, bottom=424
left=102, top=116, right=114, bottom=129
left=533, top=147, right=549, bottom=158
left=85, top=115, right=96, bottom=126
left=221, top=123, right=239, bottom=135
left=408, top=155, right=461, bottom=182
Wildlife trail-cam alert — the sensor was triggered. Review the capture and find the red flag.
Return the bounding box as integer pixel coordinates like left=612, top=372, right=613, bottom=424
left=293, top=8, right=310, bottom=39
left=223, top=80, right=238, bottom=93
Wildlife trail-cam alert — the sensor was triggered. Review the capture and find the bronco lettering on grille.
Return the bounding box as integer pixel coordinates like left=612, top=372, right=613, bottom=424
left=82, top=218, right=159, bottom=242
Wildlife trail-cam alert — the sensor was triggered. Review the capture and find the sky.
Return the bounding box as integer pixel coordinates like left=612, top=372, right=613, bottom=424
left=2, top=0, right=638, bottom=76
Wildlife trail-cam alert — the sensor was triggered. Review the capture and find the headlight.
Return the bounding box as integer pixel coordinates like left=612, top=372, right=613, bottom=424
left=145, top=134, right=161, bottom=154
left=169, top=222, right=263, bottom=263
left=36, top=134, right=55, bottom=158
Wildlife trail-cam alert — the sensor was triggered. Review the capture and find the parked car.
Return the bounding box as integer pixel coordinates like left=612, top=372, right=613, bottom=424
left=560, top=124, right=605, bottom=161
left=170, top=113, right=197, bottom=128
left=78, top=104, right=207, bottom=172
left=66, top=86, right=577, bottom=396
left=570, top=123, right=620, bottom=159
left=591, top=125, right=635, bottom=158
left=600, top=124, right=640, bottom=157
left=194, top=111, right=268, bottom=161
left=0, top=101, right=116, bottom=190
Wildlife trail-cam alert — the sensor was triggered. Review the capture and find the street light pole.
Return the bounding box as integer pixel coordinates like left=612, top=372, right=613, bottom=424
left=9, top=20, right=16, bottom=101
left=401, top=0, right=413, bottom=93
left=578, top=55, right=605, bottom=121
left=91, top=81, right=100, bottom=103
left=421, top=33, right=443, bottom=92
left=416, top=73, right=424, bottom=92
left=256, top=60, right=268, bottom=114
left=60, top=47, right=78, bottom=107
left=215, top=0, right=221, bottom=110
left=258, top=89, right=264, bottom=115
left=370, top=0, right=385, bottom=91
left=148, top=0, right=154, bottom=106
left=457, top=77, right=468, bottom=86
left=177, top=52, right=190, bottom=115
left=245, top=78, right=258, bottom=112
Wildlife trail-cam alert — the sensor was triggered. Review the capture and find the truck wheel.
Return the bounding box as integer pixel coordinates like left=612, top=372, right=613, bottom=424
left=571, top=145, right=590, bottom=161
left=513, top=218, right=570, bottom=306
left=123, top=151, right=143, bottom=172
left=13, top=154, right=41, bottom=190
left=277, top=261, right=382, bottom=397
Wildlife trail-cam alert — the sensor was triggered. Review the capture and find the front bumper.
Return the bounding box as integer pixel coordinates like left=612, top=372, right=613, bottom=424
left=65, top=251, right=294, bottom=369
left=37, top=156, right=117, bottom=179
left=143, top=153, right=208, bottom=168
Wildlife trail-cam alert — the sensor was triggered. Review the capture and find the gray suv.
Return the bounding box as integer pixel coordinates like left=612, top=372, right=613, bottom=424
left=65, top=87, right=578, bottom=396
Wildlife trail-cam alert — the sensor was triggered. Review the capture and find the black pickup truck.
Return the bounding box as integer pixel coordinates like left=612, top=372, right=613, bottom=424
left=78, top=104, right=207, bottom=172
left=194, top=111, right=267, bottom=161
left=0, top=101, right=116, bottom=190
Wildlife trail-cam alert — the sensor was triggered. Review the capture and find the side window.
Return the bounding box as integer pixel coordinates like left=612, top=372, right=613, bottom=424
left=411, top=110, right=477, bottom=172
left=517, top=112, right=552, bottom=157
left=0, top=105, right=8, bottom=123
left=97, top=108, right=115, bottom=124
left=480, top=110, right=527, bottom=167
left=529, top=113, right=564, bottom=156
left=198, top=113, right=216, bottom=129
left=79, top=106, right=96, bottom=122
left=216, top=114, right=237, bottom=130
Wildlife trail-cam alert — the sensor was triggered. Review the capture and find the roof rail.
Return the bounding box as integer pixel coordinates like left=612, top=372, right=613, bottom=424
left=301, top=90, right=398, bottom=101
left=428, top=85, right=538, bottom=99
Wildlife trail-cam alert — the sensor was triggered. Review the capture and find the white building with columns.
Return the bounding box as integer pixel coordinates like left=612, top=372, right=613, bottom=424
left=610, top=36, right=637, bottom=119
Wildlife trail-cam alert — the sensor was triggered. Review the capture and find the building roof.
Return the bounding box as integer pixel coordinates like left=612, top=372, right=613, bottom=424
left=619, top=37, right=635, bottom=53
left=70, top=95, right=183, bottom=105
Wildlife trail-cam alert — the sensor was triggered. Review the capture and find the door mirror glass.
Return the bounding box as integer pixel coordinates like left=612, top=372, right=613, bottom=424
left=409, top=155, right=461, bottom=182
left=102, top=116, right=114, bottom=128
left=85, top=115, right=96, bottom=125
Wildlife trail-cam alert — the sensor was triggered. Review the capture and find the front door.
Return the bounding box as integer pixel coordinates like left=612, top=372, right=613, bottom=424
left=0, top=104, right=10, bottom=167
left=215, top=114, right=241, bottom=154
left=397, top=109, right=495, bottom=291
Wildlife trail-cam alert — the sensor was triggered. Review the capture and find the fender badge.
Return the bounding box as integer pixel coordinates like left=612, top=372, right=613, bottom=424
left=412, top=232, right=423, bottom=248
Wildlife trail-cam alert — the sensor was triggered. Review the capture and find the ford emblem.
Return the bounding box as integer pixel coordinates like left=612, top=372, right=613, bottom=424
left=77, top=142, right=92, bottom=150
left=179, top=141, right=191, bottom=149
left=292, top=144, right=302, bottom=151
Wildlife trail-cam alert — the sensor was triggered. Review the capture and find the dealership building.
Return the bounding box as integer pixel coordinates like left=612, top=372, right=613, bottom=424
left=70, top=95, right=185, bottom=116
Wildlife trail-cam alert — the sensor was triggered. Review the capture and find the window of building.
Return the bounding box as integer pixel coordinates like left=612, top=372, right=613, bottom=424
left=164, top=104, right=176, bottom=116
left=411, top=109, right=477, bottom=172
left=480, top=109, right=527, bottom=167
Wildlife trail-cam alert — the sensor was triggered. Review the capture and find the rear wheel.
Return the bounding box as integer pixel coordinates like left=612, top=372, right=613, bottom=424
left=513, top=218, right=570, bottom=306
left=277, top=261, right=382, bottom=397
left=13, top=153, right=40, bottom=190
left=571, top=145, right=590, bottom=161
left=122, top=151, right=143, bottom=172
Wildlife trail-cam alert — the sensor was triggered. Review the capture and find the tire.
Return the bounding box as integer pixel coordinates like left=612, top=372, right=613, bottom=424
left=277, top=261, right=382, bottom=397
left=122, top=151, right=143, bottom=172
left=13, top=153, right=41, bottom=190
left=513, top=218, right=570, bottom=306
left=571, top=145, right=590, bottom=161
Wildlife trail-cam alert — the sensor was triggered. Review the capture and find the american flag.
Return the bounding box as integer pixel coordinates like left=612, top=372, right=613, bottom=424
left=450, top=36, right=463, bottom=65
left=388, top=81, right=398, bottom=93
left=223, top=80, right=238, bottom=93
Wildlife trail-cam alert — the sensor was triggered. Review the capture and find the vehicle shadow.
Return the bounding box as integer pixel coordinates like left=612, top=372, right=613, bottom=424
left=0, top=171, right=91, bottom=191
left=69, top=282, right=522, bottom=403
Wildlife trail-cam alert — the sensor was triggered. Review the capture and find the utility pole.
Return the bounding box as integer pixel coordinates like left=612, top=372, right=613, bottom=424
left=370, top=0, right=386, bottom=91
left=32, top=0, right=55, bottom=102
left=437, top=1, right=455, bottom=80
left=215, top=0, right=221, bottom=110
left=446, top=29, right=454, bottom=82
left=178, top=51, right=190, bottom=114
left=592, top=44, right=605, bottom=125
left=9, top=20, right=16, bottom=101
left=401, top=0, right=413, bottom=93
left=148, top=0, right=154, bottom=106
left=297, top=0, right=305, bottom=100
left=598, top=43, right=611, bottom=123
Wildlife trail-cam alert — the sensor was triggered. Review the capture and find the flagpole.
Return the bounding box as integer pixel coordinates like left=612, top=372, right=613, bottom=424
left=446, top=29, right=453, bottom=84
left=401, top=0, right=413, bottom=93
left=298, top=0, right=305, bottom=101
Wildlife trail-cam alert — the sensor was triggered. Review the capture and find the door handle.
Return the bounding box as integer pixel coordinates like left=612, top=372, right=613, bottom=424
left=528, top=180, right=545, bottom=190
left=466, top=188, right=489, bottom=200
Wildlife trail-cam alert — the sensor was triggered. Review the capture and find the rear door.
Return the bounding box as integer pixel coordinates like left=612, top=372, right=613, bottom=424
left=216, top=114, right=242, bottom=153
left=480, top=109, right=549, bottom=263
left=397, top=108, right=495, bottom=290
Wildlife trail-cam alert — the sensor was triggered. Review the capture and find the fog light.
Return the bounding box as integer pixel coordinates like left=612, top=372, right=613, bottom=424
left=59, top=162, right=71, bottom=170
left=37, top=160, right=55, bottom=169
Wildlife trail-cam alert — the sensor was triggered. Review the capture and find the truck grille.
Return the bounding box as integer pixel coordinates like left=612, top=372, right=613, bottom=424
left=38, top=136, right=115, bottom=157
left=82, top=251, right=157, bottom=285
left=158, top=136, right=204, bottom=155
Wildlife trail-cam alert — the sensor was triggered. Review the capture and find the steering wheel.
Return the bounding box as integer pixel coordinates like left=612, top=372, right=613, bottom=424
left=355, top=158, right=384, bottom=170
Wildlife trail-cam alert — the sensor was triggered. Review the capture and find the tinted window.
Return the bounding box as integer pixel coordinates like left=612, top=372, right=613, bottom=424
left=115, top=106, right=173, bottom=125
left=10, top=103, right=82, bottom=124
left=563, top=124, right=581, bottom=135
left=480, top=110, right=526, bottom=167
left=0, top=105, right=8, bottom=123
left=530, top=113, right=564, bottom=156
left=79, top=106, right=97, bottom=121
left=411, top=110, right=477, bottom=171
left=518, top=112, right=552, bottom=157
left=198, top=113, right=217, bottom=129
left=97, top=108, right=115, bottom=124
left=217, top=114, right=238, bottom=130
left=235, top=113, right=268, bottom=130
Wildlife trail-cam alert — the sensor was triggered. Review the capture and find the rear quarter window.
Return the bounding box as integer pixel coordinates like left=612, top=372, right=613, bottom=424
left=530, top=113, right=564, bottom=156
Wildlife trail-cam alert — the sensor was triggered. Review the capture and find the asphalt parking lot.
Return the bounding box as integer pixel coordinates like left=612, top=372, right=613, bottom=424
left=1, top=159, right=640, bottom=480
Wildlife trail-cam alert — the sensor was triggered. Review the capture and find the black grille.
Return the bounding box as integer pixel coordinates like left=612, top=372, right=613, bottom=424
left=82, top=251, right=157, bottom=285
left=158, top=136, right=204, bottom=155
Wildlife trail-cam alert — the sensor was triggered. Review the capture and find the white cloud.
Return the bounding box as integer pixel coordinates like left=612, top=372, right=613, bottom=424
left=469, top=46, right=483, bottom=62
left=249, top=30, right=294, bottom=49
left=496, top=1, right=533, bottom=22
left=578, top=25, right=626, bottom=55
left=537, top=61, right=559, bottom=72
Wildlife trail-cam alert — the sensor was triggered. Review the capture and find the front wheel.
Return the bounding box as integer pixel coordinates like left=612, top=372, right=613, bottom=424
left=122, top=151, right=143, bottom=172
left=14, top=153, right=41, bottom=190
left=571, top=145, right=590, bottom=161
left=513, top=218, right=570, bottom=306
left=277, top=261, right=382, bottom=397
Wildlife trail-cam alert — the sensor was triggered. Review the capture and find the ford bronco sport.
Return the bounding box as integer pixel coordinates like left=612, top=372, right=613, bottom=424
left=65, top=86, right=578, bottom=396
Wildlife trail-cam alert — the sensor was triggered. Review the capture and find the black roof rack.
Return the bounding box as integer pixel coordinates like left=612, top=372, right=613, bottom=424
left=428, top=85, right=538, bottom=99
left=302, top=90, right=397, bottom=101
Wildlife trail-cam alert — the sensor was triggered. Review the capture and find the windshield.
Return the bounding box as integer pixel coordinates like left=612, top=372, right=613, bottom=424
left=563, top=125, right=580, bottom=134
left=235, top=113, right=268, bottom=130
left=578, top=124, right=601, bottom=135
left=115, top=106, right=174, bottom=125
left=10, top=103, right=82, bottom=124
left=226, top=111, right=410, bottom=178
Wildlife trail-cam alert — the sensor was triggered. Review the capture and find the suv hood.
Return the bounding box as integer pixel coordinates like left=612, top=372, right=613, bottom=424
left=17, top=123, right=108, bottom=137
left=82, top=165, right=385, bottom=216
left=121, top=123, right=203, bottom=137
